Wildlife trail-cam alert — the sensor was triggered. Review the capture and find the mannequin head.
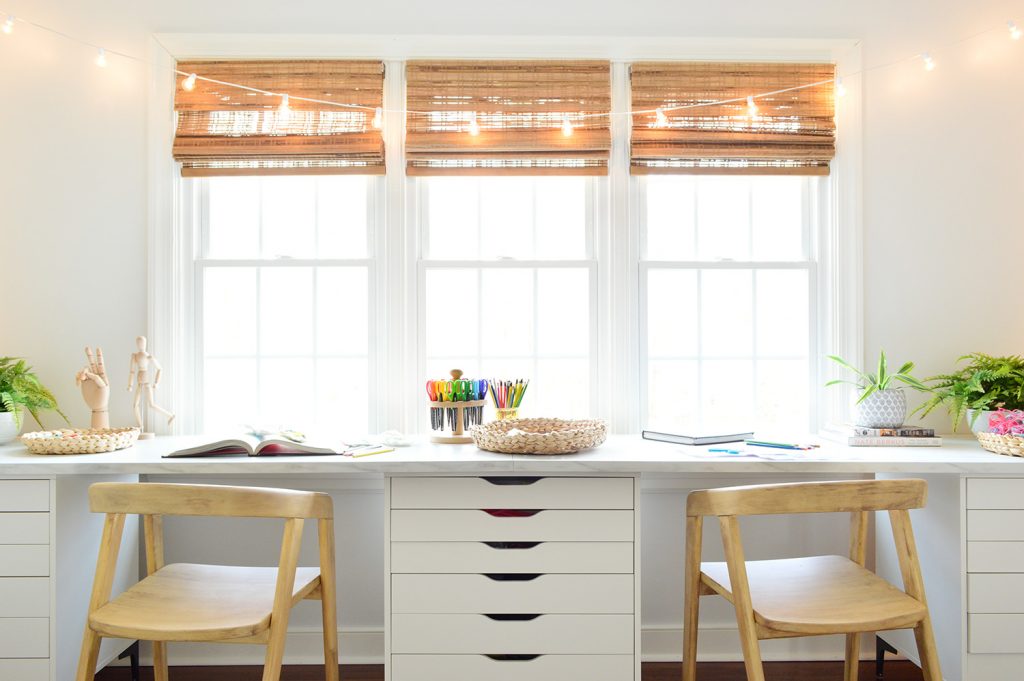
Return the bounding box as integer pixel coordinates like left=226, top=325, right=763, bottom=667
left=135, top=336, right=147, bottom=352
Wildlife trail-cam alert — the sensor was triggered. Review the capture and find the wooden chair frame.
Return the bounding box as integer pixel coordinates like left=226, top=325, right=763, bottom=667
left=75, top=482, right=339, bottom=681
left=683, top=479, right=941, bottom=681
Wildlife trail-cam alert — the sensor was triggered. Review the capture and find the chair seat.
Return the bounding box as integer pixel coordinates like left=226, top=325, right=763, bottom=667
left=89, top=563, right=321, bottom=641
left=700, top=555, right=927, bottom=635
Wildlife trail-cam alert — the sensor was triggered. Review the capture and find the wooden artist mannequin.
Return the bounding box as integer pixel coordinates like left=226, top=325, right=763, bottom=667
left=127, top=335, right=174, bottom=438
left=75, top=346, right=110, bottom=429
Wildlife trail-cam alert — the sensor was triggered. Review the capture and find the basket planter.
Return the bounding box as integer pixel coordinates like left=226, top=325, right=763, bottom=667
left=853, top=389, right=907, bottom=428
left=976, top=432, right=1024, bottom=458
left=0, top=413, right=19, bottom=445
left=471, top=418, right=607, bottom=455
left=20, top=427, right=140, bottom=455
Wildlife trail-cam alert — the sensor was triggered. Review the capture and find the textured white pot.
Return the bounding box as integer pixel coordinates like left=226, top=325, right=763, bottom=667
left=853, top=389, right=907, bottom=428
left=0, top=412, right=20, bottom=445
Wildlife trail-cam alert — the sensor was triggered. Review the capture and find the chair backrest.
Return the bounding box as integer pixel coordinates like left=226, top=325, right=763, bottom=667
left=89, top=482, right=333, bottom=519
left=686, top=479, right=927, bottom=518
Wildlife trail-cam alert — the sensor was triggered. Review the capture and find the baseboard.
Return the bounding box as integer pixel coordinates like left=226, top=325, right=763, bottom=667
left=121, top=625, right=879, bottom=667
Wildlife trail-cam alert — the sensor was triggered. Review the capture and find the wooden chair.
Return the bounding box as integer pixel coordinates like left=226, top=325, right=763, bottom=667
left=75, top=482, right=339, bottom=681
left=683, top=479, right=941, bottom=681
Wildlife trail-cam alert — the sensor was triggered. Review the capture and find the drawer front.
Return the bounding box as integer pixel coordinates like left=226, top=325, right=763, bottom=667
left=969, top=614, right=1024, bottom=653
left=968, top=511, right=1024, bottom=541
left=0, top=618, right=49, bottom=657
left=0, top=514, right=49, bottom=545
left=391, top=614, right=633, bottom=655
left=0, top=659, right=49, bottom=681
left=0, top=481, right=49, bottom=512
left=392, top=574, right=633, bottom=614
left=390, top=541, right=633, bottom=574
left=391, top=510, right=633, bottom=542
left=0, top=578, right=50, bottom=617
left=967, top=478, right=1024, bottom=509
left=0, top=546, right=49, bottom=577
left=391, top=477, right=633, bottom=510
left=391, top=654, right=634, bottom=681
left=969, top=542, right=1024, bottom=572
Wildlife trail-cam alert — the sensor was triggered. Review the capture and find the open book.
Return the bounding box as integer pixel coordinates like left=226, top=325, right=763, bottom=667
left=164, top=432, right=382, bottom=458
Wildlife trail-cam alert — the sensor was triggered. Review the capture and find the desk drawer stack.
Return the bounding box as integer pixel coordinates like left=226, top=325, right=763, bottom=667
left=386, top=476, right=639, bottom=681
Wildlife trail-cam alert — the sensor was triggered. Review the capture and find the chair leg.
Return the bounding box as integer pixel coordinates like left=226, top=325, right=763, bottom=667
left=914, top=616, right=943, bottom=681
left=153, top=641, right=169, bottom=681
left=319, top=518, right=340, bottom=681
left=844, top=633, right=860, bottom=681
left=683, top=516, right=702, bottom=681
left=74, top=629, right=102, bottom=681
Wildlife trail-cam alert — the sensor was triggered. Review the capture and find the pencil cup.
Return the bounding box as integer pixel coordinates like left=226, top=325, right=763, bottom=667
left=495, top=407, right=519, bottom=421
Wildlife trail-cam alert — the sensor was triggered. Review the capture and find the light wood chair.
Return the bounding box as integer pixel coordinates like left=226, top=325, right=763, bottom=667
left=75, top=482, right=339, bottom=681
left=683, top=479, right=941, bottom=681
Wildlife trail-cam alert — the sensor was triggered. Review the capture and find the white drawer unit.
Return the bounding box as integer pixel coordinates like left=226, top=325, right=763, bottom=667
left=0, top=480, right=49, bottom=512
left=386, top=475, right=640, bottom=681
left=966, top=478, right=1024, bottom=509
left=0, top=577, right=50, bottom=617
left=0, top=545, right=49, bottom=577
left=0, top=513, right=49, bottom=544
left=967, top=542, right=1024, bottom=573
left=0, top=659, right=50, bottom=681
left=0, top=618, right=49, bottom=658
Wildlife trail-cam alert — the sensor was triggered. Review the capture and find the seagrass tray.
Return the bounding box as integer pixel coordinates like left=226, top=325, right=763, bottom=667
left=470, top=418, right=607, bottom=455
left=976, top=431, right=1024, bottom=458
left=21, top=427, right=140, bottom=455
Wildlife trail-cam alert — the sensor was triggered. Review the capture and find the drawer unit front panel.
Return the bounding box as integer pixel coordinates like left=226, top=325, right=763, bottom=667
left=969, top=614, right=1024, bottom=653
left=967, top=478, right=1024, bottom=509
left=0, top=659, right=49, bottom=681
left=0, top=578, right=49, bottom=617
left=391, top=654, right=635, bottom=681
left=0, top=546, right=49, bottom=577
left=0, top=514, right=48, bottom=545
left=0, top=618, right=49, bottom=658
left=967, top=542, right=1024, bottom=573
left=392, top=574, right=634, bottom=614
left=390, top=541, right=634, bottom=574
left=391, top=510, right=633, bottom=542
left=0, top=481, right=49, bottom=512
left=967, top=511, right=1024, bottom=541
left=391, top=477, right=633, bottom=510
left=391, top=614, right=634, bottom=655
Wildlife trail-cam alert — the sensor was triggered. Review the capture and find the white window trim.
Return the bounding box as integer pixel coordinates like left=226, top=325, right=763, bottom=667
left=147, top=34, right=863, bottom=436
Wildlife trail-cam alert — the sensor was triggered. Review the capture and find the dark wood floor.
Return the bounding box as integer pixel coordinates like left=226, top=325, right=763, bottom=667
left=95, top=660, right=924, bottom=680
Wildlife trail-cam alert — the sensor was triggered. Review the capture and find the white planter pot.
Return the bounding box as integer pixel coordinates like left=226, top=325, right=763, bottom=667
left=853, top=389, right=907, bottom=428
left=967, top=409, right=995, bottom=433
left=0, top=412, right=20, bottom=445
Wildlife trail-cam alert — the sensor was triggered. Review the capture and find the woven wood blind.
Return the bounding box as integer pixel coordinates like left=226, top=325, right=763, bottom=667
left=630, top=62, right=836, bottom=175
left=405, top=60, right=611, bottom=176
left=173, top=60, right=385, bottom=176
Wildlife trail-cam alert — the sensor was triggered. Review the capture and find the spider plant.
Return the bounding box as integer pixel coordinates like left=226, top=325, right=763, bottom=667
left=825, top=351, right=929, bottom=403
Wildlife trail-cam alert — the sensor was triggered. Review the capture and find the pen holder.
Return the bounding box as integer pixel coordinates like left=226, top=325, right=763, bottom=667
left=494, top=407, right=519, bottom=421
left=429, top=399, right=486, bottom=444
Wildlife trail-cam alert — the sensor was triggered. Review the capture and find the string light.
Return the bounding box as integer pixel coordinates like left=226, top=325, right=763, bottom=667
left=654, top=108, right=669, bottom=127
left=2, top=15, right=13, bottom=34
left=1010, top=20, right=1022, bottom=40
left=371, top=107, right=383, bottom=129
left=922, top=52, right=936, bottom=71
left=94, top=48, right=107, bottom=68
left=561, top=114, right=574, bottom=137
left=467, top=111, right=480, bottom=136
left=835, top=77, right=847, bottom=97
left=746, top=95, right=758, bottom=115
left=181, top=73, right=197, bottom=91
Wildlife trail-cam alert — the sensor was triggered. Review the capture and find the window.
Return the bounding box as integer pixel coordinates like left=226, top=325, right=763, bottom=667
left=417, top=176, right=596, bottom=424
left=641, top=175, right=819, bottom=434
left=195, top=175, right=375, bottom=433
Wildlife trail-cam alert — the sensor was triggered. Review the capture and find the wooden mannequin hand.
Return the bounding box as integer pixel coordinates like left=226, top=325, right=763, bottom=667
left=77, top=347, right=110, bottom=429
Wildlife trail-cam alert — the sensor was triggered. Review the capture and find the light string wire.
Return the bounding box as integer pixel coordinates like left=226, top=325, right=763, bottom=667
left=1, top=9, right=1020, bottom=121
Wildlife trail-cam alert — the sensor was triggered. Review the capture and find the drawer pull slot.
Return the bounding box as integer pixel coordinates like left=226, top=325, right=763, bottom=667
left=484, top=613, right=541, bottom=621
left=483, top=509, right=541, bottom=517
left=484, top=654, right=541, bottom=661
left=482, top=476, right=542, bottom=486
left=483, top=541, right=542, bottom=550
left=483, top=573, right=541, bottom=581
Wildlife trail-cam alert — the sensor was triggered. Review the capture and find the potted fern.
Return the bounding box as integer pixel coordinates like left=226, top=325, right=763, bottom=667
left=826, top=351, right=929, bottom=428
left=0, top=357, right=68, bottom=444
left=913, top=353, right=1024, bottom=432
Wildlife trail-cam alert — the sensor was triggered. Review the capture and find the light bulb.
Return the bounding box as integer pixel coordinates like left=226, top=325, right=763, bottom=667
left=654, top=108, right=669, bottom=127
left=835, top=77, right=847, bottom=97
left=95, top=48, right=107, bottom=68
left=2, top=15, right=14, bottom=34
left=1010, top=21, right=1022, bottom=40
left=922, top=53, right=935, bottom=71
left=468, top=112, right=480, bottom=136
left=561, top=115, right=574, bottom=137
left=746, top=95, right=758, bottom=115
left=181, top=73, right=197, bottom=91
left=371, top=107, right=383, bottom=130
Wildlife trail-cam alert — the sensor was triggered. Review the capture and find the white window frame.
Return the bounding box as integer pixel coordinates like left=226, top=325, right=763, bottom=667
left=148, top=35, right=862, bottom=436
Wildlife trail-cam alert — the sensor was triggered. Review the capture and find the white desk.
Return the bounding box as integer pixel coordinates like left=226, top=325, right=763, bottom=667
left=0, top=435, right=1018, bottom=681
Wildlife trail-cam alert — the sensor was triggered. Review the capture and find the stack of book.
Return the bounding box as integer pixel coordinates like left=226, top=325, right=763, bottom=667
left=821, top=425, right=942, bottom=447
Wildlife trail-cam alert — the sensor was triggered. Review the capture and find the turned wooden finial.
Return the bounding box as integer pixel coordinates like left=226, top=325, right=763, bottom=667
left=449, top=369, right=463, bottom=380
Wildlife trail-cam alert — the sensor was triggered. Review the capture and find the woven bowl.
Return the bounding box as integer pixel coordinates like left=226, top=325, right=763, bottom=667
left=20, top=427, right=140, bottom=455
left=976, top=431, right=1024, bottom=458
left=470, top=418, right=607, bottom=455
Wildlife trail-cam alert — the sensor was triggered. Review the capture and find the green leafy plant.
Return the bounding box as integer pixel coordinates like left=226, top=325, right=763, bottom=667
left=826, top=350, right=929, bottom=403
left=0, top=357, right=68, bottom=429
left=913, top=353, right=1024, bottom=431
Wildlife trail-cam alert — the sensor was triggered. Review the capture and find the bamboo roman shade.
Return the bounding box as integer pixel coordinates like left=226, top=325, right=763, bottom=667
left=630, top=62, right=836, bottom=175
left=405, top=60, right=612, bottom=175
left=173, top=60, right=385, bottom=176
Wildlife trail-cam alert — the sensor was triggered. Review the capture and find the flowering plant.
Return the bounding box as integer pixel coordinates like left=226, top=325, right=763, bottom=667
left=989, top=408, right=1024, bottom=437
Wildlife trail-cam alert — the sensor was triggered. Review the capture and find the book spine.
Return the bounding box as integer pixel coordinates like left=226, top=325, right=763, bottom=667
left=846, top=436, right=942, bottom=447
left=851, top=426, right=936, bottom=437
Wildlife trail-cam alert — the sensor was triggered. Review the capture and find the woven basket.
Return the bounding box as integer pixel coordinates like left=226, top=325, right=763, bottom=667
left=976, top=431, right=1024, bottom=458
left=470, top=418, right=607, bottom=455
left=21, top=428, right=140, bottom=455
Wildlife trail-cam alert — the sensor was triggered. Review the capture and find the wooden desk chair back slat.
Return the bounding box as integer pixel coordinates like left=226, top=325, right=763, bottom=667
left=76, top=482, right=339, bottom=681
left=683, top=479, right=940, bottom=681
